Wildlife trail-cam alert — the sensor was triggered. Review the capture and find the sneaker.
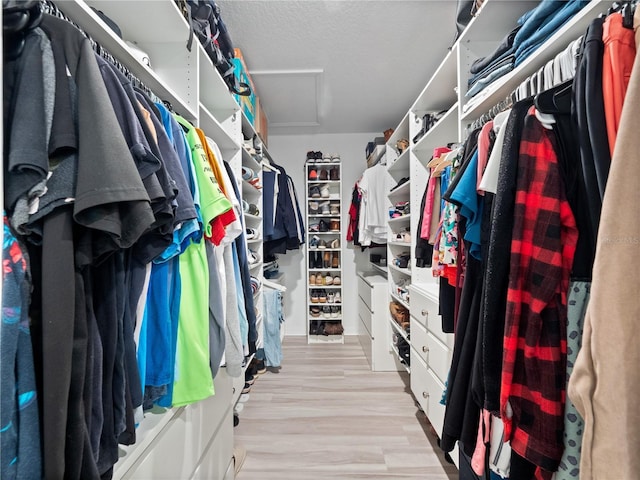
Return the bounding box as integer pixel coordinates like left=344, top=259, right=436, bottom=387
left=333, top=275, right=341, bottom=285
left=310, top=290, right=319, bottom=303
left=256, top=360, right=267, bottom=374
left=331, top=306, right=340, bottom=318
left=234, top=402, right=244, bottom=414
left=320, top=186, right=330, bottom=198
left=323, top=306, right=331, bottom=318
left=330, top=238, right=340, bottom=249
left=308, top=167, right=318, bottom=180
left=318, top=289, right=327, bottom=303
left=308, top=201, right=319, bottom=214
left=245, top=372, right=256, bottom=385
left=329, top=166, right=340, bottom=180
left=242, top=383, right=251, bottom=394
left=306, top=151, right=317, bottom=162
left=309, top=235, right=320, bottom=248
left=330, top=203, right=340, bottom=215
left=325, top=274, right=333, bottom=285
left=238, top=393, right=250, bottom=403
left=318, top=239, right=327, bottom=249
left=315, top=151, right=323, bottom=160
left=246, top=228, right=258, bottom=240
left=320, top=201, right=330, bottom=215
left=331, top=153, right=341, bottom=162
left=323, top=152, right=332, bottom=162
left=242, top=166, right=254, bottom=181
left=310, top=186, right=321, bottom=198
left=329, top=219, right=340, bottom=232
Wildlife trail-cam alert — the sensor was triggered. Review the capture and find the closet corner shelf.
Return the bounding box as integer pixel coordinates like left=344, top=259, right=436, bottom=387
left=265, top=272, right=284, bottom=282
left=387, top=149, right=411, bottom=175
left=389, top=264, right=411, bottom=276
left=386, top=111, right=411, bottom=148
left=242, top=148, right=262, bottom=171
left=460, top=0, right=605, bottom=122
left=411, top=44, right=458, bottom=114
left=388, top=181, right=411, bottom=200
left=390, top=292, right=410, bottom=310
left=248, top=261, right=263, bottom=270
left=390, top=343, right=411, bottom=374
left=388, top=214, right=411, bottom=224
left=389, top=317, right=410, bottom=343
left=412, top=102, right=459, bottom=156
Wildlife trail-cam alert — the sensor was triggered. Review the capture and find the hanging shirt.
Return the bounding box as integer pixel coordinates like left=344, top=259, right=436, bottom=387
left=500, top=108, right=578, bottom=473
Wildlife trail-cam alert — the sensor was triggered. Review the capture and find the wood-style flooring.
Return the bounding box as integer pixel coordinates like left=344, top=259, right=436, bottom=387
left=234, top=336, right=458, bottom=479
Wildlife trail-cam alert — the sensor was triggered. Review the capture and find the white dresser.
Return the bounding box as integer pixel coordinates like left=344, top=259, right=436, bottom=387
left=357, top=272, right=403, bottom=371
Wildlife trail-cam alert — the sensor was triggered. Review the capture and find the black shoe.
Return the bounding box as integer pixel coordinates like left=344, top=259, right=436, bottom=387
left=315, top=151, right=323, bottom=160
left=319, top=220, right=329, bottom=232
left=309, top=186, right=321, bottom=198
left=234, top=414, right=240, bottom=427
left=310, top=320, right=318, bottom=335
left=256, top=359, right=267, bottom=374
left=242, top=383, right=251, bottom=394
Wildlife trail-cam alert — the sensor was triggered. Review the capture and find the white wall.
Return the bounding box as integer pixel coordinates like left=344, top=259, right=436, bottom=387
left=267, top=132, right=380, bottom=336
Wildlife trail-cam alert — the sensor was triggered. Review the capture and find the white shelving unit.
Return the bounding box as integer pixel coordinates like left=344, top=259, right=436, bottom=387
left=305, top=159, right=344, bottom=343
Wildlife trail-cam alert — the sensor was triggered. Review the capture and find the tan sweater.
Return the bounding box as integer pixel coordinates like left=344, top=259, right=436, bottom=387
left=568, top=8, right=640, bottom=480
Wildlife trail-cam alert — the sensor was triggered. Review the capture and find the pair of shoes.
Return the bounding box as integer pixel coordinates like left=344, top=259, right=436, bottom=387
left=308, top=166, right=318, bottom=180
left=309, top=201, right=319, bottom=214
left=309, top=251, right=324, bottom=269
left=242, top=383, right=251, bottom=394
left=329, top=219, right=340, bottom=232
left=319, top=201, right=330, bottom=215
left=331, top=252, right=340, bottom=269
left=233, top=446, right=247, bottom=475
left=245, top=228, right=258, bottom=240
left=238, top=393, right=250, bottom=403
left=255, top=359, right=267, bottom=374
left=307, top=151, right=323, bottom=162
left=324, top=322, right=344, bottom=335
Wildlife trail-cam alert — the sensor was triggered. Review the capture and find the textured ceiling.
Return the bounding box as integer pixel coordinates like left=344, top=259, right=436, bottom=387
left=216, top=0, right=458, bottom=135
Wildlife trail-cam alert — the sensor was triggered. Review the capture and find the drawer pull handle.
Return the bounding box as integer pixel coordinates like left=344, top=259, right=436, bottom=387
left=422, top=391, right=429, bottom=398
left=421, top=309, right=428, bottom=317
left=422, top=345, right=428, bottom=353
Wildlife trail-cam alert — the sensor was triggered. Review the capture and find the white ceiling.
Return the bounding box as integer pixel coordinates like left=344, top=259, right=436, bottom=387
left=216, top=0, right=458, bottom=136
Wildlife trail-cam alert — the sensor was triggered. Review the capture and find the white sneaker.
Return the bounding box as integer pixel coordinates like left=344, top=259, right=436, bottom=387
left=238, top=393, right=250, bottom=403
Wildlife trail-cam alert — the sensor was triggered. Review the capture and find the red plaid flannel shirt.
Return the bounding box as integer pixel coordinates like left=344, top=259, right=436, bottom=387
left=500, top=108, right=578, bottom=473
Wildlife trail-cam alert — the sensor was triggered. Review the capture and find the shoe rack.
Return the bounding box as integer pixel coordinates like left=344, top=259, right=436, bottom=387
left=305, top=152, right=344, bottom=343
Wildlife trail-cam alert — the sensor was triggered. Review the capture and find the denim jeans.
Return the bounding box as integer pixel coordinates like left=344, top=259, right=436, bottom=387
left=262, top=289, right=284, bottom=368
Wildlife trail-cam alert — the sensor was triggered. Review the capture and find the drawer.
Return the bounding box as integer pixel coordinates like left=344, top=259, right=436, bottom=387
left=408, top=285, right=433, bottom=329
left=357, top=275, right=373, bottom=310
left=358, top=297, right=372, bottom=335
left=426, top=332, right=452, bottom=385
left=410, top=317, right=428, bottom=364
left=425, top=367, right=447, bottom=437
left=410, top=349, right=429, bottom=414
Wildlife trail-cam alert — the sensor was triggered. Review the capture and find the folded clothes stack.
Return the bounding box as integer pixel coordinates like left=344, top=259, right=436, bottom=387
left=465, top=0, right=589, bottom=102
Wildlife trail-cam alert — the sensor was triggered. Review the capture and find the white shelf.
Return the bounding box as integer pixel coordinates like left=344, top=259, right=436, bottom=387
left=388, top=214, right=411, bottom=224
left=308, top=180, right=341, bottom=184
left=59, top=0, right=198, bottom=121
left=412, top=102, right=459, bottom=157
left=390, top=292, right=410, bottom=310
left=388, top=180, right=410, bottom=200
left=197, top=45, right=240, bottom=121
left=309, top=335, right=345, bottom=344
left=242, top=179, right=262, bottom=195
left=388, top=241, right=411, bottom=247
left=308, top=267, right=342, bottom=272
left=387, top=112, right=411, bottom=148
left=370, top=263, right=388, bottom=275
left=308, top=231, right=341, bottom=236
left=242, top=148, right=262, bottom=171
left=387, top=149, right=411, bottom=175
left=456, top=0, right=540, bottom=48
left=461, top=0, right=607, bottom=121
left=389, top=317, right=410, bottom=343
left=308, top=248, right=342, bottom=252
left=391, top=344, right=411, bottom=374
left=308, top=214, right=342, bottom=218
left=411, top=44, right=459, bottom=114
left=248, top=261, right=263, bottom=270
left=388, top=264, right=411, bottom=276
left=308, top=286, right=343, bottom=290
left=244, top=213, right=262, bottom=222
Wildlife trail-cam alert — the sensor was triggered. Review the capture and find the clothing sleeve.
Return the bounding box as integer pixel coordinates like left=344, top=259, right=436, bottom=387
left=73, top=38, right=154, bottom=248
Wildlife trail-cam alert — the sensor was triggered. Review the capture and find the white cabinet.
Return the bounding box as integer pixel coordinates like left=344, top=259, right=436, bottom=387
left=357, top=272, right=402, bottom=372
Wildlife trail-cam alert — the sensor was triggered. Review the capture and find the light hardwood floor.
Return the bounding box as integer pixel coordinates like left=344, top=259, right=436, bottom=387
left=234, top=336, right=458, bottom=479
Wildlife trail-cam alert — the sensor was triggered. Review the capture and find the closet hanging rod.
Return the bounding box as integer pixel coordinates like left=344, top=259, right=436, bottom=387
left=263, top=279, right=286, bottom=292
left=41, top=0, right=159, bottom=103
